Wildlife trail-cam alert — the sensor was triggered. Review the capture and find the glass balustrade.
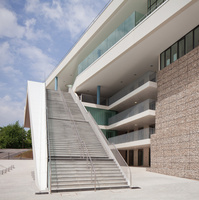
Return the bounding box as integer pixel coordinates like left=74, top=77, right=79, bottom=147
left=108, top=127, right=155, bottom=144
left=108, top=99, right=155, bottom=125
left=78, top=11, right=144, bottom=75
left=109, top=71, right=156, bottom=105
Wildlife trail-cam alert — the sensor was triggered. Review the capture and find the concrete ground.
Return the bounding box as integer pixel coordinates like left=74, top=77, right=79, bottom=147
left=0, top=149, right=31, bottom=159
left=0, top=160, right=199, bottom=200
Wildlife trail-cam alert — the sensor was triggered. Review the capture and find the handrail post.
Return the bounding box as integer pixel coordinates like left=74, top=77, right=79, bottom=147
left=58, top=88, right=97, bottom=191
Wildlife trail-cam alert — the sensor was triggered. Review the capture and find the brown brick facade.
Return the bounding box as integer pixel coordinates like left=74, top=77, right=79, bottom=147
left=149, top=46, right=199, bottom=180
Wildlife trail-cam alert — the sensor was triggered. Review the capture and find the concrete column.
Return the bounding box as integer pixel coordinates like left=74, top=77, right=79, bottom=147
left=127, top=150, right=130, bottom=165
left=134, top=149, right=138, bottom=166
left=143, top=147, right=150, bottom=167
left=55, top=77, right=58, bottom=91
left=97, top=85, right=101, bottom=105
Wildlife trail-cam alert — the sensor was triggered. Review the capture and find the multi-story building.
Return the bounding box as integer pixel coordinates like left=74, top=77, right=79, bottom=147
left=25, top=0, right=199, bottom=190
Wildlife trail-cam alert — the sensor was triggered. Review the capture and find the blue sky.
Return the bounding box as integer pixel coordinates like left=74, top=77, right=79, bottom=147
left=0, top=0, right=110, bottom=127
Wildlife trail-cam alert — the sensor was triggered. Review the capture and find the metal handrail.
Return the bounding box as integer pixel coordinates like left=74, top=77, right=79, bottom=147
left=46, top=90, right=52, bottom=193
left=58, top=89, right=97, bottom=190
left=58, top=89, right=85, bottom=158
left=87, top=111, right=132, bottom=186
left=109, top=143, right=132, bottom=186
left=69, top=88, right=132, bottom=187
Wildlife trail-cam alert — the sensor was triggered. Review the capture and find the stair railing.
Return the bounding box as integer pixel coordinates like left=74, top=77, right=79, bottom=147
left=81, top=140, right=97, bottom=191
left=58, top=89, right=85, bottom=158
left=58, top=89, right=97, bottom=190
left=68, top=88, right=132, bottom=187
left=88, top=112, right=132, bottom=186
left=46, top=90, right=52, bottom=193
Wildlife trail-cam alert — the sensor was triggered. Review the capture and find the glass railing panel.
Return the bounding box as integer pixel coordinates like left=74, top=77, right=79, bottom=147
left=108, top=99, right=155, bottom=125
left=109, top=71, right=156, bottom=105
left=77, top=0, right=166, bottom=75
left=108, top=127, right=155, bottom=144
left=78, top=11, right=144, bottom=75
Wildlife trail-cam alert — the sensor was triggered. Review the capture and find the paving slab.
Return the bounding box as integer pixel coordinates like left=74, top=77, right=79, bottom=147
left=0, top=149, right=31, bottom=159
left=0, top=160, right=199, bottom=200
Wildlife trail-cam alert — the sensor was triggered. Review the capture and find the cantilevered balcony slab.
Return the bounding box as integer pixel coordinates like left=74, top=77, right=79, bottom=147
left=99, top=110, right=155, bottom=131
left=109, top=81, right=157, bottom=111
left=108, top=128, right=153, bottom=149
left=82, top=81, right=157, bottom=112
left=114, top=139, right=151, bottom=150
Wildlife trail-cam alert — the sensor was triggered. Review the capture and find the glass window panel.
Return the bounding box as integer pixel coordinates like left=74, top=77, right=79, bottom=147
left=124, top=13, right=135, bottom=34
left=185, top=31, right=193, bottom=53
left=148, top=0, right=151, bottom=8
left=157, top=0, right=164, bottom=6
left=179, top=38, right=185, bottom=58
left=99, top=40, right=107, bottom=56
left=135, top=12, right=144, bottom=25
left=150, top=3, right=157, bottom=12
left=194, top=26, right=199, bottom=48
left=92, top=48, right=98, bottom=61
left=115, top=25, right=123, bottom=42
left=87, top=53, right=93, bottom=67
left=160, top=52, right=165, bottom=70
left=171, top=43, right=177, bottom=62
left=165, top=48, right=171, bottom=66
left=151, top=0, right=156, bottom=5
left=107, top=31, right=116, bottom=49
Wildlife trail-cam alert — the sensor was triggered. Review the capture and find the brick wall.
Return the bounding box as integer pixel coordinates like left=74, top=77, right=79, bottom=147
left=149, top=46, right=199, bottom=180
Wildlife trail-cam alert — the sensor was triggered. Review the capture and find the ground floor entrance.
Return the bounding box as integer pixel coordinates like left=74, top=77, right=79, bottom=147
left=119, top=147, right=150, bottom=167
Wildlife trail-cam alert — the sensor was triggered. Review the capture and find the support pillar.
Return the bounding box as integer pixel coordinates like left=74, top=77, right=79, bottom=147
left=134, top=149, right=138, bottom=166
left=143, top=147, right=150, bottom=167
left=55, top=77, right=58, bottom=91
left=127, top=150, right=130, bottom=165
left=97, top=85, right=101, bottom=105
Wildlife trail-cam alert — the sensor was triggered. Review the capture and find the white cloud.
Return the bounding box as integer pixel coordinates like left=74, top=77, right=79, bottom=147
left=19, top=45, right=55, bottom=80
left=0, top=95, right=24, bottom=127
left=24, top=18, right=51, bottom=41
left=0, top=42, right=13, bottom=67
left=0, top=7, right=25, bottom=38
left=25, top=0, right=107, bottom=38
left=1, top=66, right=22, bottom=82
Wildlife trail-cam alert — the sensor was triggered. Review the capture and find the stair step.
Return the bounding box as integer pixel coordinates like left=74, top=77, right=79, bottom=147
left=51, top=183, right=128, bottom=191
left=51, top=180, right=127, bottom=186
left=46, top=90, right=128, bottom=191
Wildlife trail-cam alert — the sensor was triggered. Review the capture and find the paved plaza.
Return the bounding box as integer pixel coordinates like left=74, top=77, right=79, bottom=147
left=0, top=149, right=31, bottom=159
left=0, top=160, right=199, bottom=200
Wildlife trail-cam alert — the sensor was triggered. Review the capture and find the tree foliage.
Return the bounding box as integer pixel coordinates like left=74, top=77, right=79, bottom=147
left=0, top=121, right=32, bottom=149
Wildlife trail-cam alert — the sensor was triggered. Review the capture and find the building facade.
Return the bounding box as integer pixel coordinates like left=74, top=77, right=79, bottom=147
left=29, top=0, right=199, bottom=180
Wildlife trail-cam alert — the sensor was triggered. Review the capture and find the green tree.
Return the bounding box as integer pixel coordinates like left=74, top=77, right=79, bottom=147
left=0, top=121, right=32, bottom=149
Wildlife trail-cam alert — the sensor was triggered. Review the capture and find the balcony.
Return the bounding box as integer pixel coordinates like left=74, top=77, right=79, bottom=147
left=109, top=71, right=156, bottom=106
left=108, top=127, right=155, bottom=145
left=108, top=99, right=155, bottom=125
left=78, top=11, right=144, bottom=75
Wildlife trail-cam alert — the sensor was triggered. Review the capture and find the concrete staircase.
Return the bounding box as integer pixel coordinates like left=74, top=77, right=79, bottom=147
left=46, top=89, right=129, bottom=192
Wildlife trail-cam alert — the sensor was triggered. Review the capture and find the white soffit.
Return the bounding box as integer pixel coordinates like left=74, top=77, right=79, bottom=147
left=73, top=0, right=198, bottom=97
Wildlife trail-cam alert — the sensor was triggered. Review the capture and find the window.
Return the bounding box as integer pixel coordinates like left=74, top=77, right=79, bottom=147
left=148, top=0, right=165, bottom=13
left=165, top=48, right=171, bottom=66
left=171, top=43, right=177, bottom=62
left=160, top=25, right=199, bottom=70
left=194, top=26, right=199, bottom=48
left=179, top=38, right=185, bottom=58
left=186, top=31, right=193, bottom=53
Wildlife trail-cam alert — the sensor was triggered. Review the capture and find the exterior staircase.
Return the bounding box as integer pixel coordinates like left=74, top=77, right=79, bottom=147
left=46, top=89, right=129, bottom=192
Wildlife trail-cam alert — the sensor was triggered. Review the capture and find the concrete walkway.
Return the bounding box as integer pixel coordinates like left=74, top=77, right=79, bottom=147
left=0, top=149, right=31, bottom=159
left=0, top=160, right=199, bottom=200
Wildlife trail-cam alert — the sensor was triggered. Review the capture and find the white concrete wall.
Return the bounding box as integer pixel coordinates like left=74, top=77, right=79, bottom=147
left=27, top=81, right=47, bottom=191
